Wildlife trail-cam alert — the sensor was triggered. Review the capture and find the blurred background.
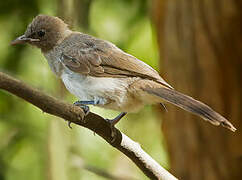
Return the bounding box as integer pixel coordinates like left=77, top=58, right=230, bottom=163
left=0, top=0, right=241, bottom=180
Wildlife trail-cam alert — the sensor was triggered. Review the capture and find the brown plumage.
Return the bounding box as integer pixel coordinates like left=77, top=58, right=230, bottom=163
left=59, top=32, right=173, bottom=89
left=11, top=15, right=236, bottom=132
left=144, top=87, right=236, bottom=131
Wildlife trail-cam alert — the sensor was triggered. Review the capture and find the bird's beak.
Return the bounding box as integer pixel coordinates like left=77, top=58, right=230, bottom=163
left=11, top=35, right=40, bottom=45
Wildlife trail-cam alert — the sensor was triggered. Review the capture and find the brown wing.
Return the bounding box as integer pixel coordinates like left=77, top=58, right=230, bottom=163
left=60, top=33, right=173, bottom=89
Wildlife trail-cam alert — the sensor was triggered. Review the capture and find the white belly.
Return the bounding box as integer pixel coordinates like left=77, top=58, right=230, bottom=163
left=60, top=69, right=144, bottom=112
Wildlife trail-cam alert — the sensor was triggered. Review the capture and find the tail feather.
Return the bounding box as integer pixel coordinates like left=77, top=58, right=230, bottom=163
left=144, top=87, right=236, bottom=132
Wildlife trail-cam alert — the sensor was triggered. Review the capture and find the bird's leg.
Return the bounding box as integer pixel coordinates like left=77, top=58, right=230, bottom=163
left=106, top=112, right=127, bottom=125
left=105, top=112, right=127, bottom=142
left=74, top=100, right=96, bottom=105
left=73, top=100, right=127, bottom=143
left=74, top=100, right=95, bottom=114
left=68, top=100, right=96, bottom=128
left=74, top=100, right=95, bottom=115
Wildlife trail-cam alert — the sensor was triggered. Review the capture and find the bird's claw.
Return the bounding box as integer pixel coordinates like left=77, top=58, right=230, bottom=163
left=66, top=102, right=90, bottom=129
left=73, top=102, right=90, bottom=115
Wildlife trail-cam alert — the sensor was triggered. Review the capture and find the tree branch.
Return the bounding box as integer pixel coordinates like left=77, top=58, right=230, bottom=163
left=0, top=72, right=178, bottom=180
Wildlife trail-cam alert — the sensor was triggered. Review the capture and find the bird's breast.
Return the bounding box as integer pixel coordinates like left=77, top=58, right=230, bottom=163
left=43, top=48, right=64, bottom=77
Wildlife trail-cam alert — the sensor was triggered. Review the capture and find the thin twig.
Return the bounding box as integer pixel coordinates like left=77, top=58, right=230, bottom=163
left=71, top=155, right=137, bottom=180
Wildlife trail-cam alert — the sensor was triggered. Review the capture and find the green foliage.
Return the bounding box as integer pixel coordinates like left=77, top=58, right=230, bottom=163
left=0, top=0, right=168, bottom=179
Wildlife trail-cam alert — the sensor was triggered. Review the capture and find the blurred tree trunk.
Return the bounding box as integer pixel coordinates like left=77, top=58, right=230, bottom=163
left=152, top=0, right=242, bottom=179
left=57, top=0, right=92, bottom=32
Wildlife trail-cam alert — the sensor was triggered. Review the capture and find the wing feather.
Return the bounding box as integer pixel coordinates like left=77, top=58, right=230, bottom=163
left=59, top=33, right=173, bottom=89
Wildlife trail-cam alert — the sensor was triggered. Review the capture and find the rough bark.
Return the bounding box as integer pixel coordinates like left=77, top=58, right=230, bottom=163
left=152, top=0, right=242, bottom=179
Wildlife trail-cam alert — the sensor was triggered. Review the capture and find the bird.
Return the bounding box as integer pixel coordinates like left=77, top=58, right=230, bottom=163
left=11, top=15, right=236, bottom=136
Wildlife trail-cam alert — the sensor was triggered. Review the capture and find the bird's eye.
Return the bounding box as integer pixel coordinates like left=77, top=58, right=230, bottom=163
left=37, top=30, right=45, bottom=37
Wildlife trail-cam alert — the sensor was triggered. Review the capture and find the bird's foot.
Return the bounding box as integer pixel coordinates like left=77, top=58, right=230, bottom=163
left=67, top=101, right=92, bottom=128
left=73, top=102, right=90, bottom=115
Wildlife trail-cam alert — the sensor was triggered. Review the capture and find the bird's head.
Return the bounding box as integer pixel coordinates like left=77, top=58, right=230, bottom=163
left=11, top=15, right=70, bottom=52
